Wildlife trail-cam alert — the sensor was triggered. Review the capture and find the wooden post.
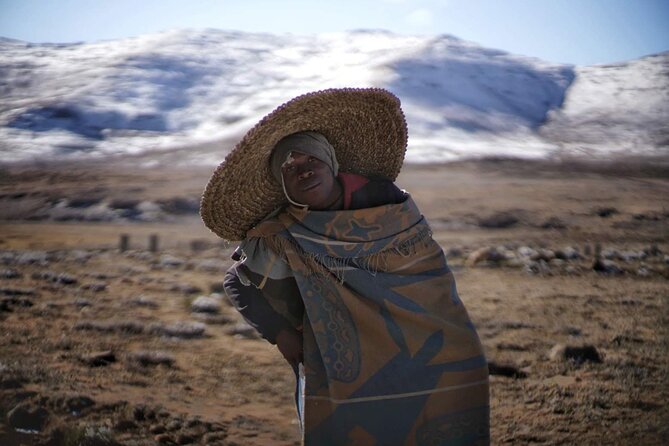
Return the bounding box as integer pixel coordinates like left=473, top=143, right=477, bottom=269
left=149, top=234, right=159, bottom=253
left=119, top=234, right=130, bottom=252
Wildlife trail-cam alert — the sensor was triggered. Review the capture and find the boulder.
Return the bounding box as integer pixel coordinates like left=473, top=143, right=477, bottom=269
left=477, top=211, right=518, bottom=228
left=555, top=246, right=581, bottom=260
left=487, top=361, right=527, bottom=378
left=7, top=403, right=49, bottom=431
left=549, top=344, right=602, bottom=364
left=129, top=351, right=175, bottom=367
left=191, top=296, right=221, bottom=314
left=593, top=259, right=623, bottom=275
left=226, top=322, right=259, bottom=340
left=81, top=350, right=116, bottom=367
left=151, top=321, right=206, bottom=339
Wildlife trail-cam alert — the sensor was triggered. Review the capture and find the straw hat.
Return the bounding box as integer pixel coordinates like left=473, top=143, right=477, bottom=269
left=200, top=87, right=408, bottom=241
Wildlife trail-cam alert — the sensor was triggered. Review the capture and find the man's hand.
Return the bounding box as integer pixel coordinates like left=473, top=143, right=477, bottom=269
left=276, top=328, right=303, bottom=368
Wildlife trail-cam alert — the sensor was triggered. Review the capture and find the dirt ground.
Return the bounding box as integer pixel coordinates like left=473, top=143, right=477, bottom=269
left=1, top=158, right=668, bottom=445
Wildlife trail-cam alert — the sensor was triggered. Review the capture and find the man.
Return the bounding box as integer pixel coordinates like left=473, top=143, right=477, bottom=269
left=201, top=88, right=489, bottom=445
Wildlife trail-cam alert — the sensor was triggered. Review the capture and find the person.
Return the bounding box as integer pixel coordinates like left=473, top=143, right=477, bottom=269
left=201, top=88, right=489, bottom=445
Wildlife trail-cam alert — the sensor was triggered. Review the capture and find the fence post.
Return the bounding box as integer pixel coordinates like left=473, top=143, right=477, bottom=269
left=149, top=234, right=159, bottom=253
left=119, top=234, right=130, bottom=252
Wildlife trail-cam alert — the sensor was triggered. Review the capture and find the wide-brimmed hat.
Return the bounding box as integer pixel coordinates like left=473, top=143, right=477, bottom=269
left=200, top=87, right=408, bottom=241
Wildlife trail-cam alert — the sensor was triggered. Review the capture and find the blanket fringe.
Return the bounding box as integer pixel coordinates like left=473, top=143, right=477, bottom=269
left=263, top=226, right=434, bottom=283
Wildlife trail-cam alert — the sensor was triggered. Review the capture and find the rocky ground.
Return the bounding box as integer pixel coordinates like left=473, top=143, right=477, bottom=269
left=1, top=158, right=668, bottom=445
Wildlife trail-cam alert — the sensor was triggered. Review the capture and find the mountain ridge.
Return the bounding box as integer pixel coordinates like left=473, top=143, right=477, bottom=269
left=0, top=28, right=666, bottom=165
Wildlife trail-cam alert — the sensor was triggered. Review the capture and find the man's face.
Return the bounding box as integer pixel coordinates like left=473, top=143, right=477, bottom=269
left=281, top=151, right=339, bottom=209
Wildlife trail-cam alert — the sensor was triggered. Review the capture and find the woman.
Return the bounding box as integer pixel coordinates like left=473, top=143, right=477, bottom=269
left=201, top=88, right=489, bottom=445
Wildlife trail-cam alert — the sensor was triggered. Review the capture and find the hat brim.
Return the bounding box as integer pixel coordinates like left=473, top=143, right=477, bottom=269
left=200, top=87, right=408, bottom=241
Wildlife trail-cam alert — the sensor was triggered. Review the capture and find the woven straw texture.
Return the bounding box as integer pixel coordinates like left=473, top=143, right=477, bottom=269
left=200, top=87, right=408, bottom=241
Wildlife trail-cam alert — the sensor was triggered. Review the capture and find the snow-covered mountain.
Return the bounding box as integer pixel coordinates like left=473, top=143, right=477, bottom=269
left=0, top=29, right=666, bottom=165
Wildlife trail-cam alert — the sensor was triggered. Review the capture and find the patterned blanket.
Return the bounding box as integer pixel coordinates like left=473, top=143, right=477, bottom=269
left=247, top=196, right=490, bottom=445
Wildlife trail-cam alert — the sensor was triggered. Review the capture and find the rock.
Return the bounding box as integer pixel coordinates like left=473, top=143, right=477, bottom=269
left=151, top=321, right=206, bottom=339
left=549, top=344, right=602, bottom=364
left=532, top=249, right=555, bottom=262
left=136, top=201, right=162, bottom=213
left=500, top=320, right=535, bottom=329
left=185, top=417, right=201, bottom=428
left=593, top=259, right=623, bottom=275
left=32, top=270, right=56, bottom=281
left=192, top=313, right=234, bottom=325
left=191, top=296, right=221, bottom=314
left=130, top=295, right=159, bottom=308
left=61, top=395, right=96, bottom=413
left=1, top=296, right=34, bottom=312
left=517, top=246, right=538, bottom=258
left=128, top=351, right=175, bottom=367
left=166, top=419, right=183, bottom=431
left=564, top=326, right=582, bottom=336
left=564, top=265, right=580, bottom=275
left=0, top=287, right=37, bottom=296
left=524, top=260, right=551, bottom=275
left=177, top=433, right=196, bottom=444
left=619, top=250, right=645, bottom=262
left=0, top=251, right=17, bottom=264
left=56, top=273, right=78, bottom=285
left=465, top=247, right=507, bottom=266
left=15, top=251, right=49, bottom=265
left=595, top=207, right=618, bottom=217
left=549, top=258, right=565, bottom=268
left=74, top=298, right=92, bottom=308
left=0, top=268, right=22, bottom=279
left=170, top=283, right=202, bottom=295
left=636, top=267, right=650, bottom=277
left=644, top=244, right=661, bottom=257
left=74, top=320, right=144, bottom=334
left=226, top=322, right=259, bottom=340
left=446, top=247, right=463, bottom=258
left=81, top=350, right=116, bottom=367
left=7, top=403, right=49, bottom=431
left=555, top=246, right=581, bottom=260
left=495, top=342, right=529, bottom=351
left=159, top=255, right=185, bottom=268
left=114, top=419, right=138, bottom=432
left=69, top=249, right=94, bottom=263
left=487, top=361, right=527, bottom=378
left=155, top=433, right=174, bottom=444
left=133, top=405, right=148, bottom=421
left=150, top=424, right=167, bottom=434
left=612, top=334, right=644, bottom=346
left=632, top=211, right=662, bottom=221
left=202, top=432, right=226, bottom=443
left=540, top=216, right=566, bottom=229
left=81, top=283, right=107, bottom=292
left=477, top=212, right=518, bottom=228
left=88, top=272, right=115, bottom=280
left=600, top=248, right=619, bottom=260
left=158, top=196, right=200, bottom=215
left=31, top=271, right=78, bottom=285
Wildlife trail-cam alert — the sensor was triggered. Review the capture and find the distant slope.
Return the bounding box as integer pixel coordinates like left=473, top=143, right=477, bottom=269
left=0, top=29, right=665, bottom=165
left=540, top=52, right=669, bottom=157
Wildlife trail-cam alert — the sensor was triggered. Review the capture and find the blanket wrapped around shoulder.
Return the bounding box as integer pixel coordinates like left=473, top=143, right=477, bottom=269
left=247, top=196, right=489, bottom=446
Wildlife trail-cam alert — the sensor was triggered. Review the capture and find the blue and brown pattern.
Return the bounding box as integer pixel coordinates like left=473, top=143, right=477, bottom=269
left=248, top=196, right=490, bottom=445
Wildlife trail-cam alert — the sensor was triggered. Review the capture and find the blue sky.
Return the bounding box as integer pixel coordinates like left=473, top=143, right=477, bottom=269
left=1, top=0, right=668, bottom=65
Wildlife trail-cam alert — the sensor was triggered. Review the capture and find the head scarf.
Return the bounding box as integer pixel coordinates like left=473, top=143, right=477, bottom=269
left=270, top=131, right=339, bottom=183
